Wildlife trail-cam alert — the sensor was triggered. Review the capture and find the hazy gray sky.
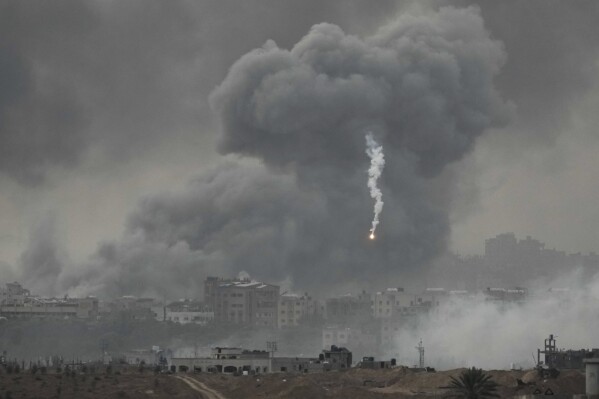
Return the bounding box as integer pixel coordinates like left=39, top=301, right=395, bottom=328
left=1, top=0, right=598, bottom=296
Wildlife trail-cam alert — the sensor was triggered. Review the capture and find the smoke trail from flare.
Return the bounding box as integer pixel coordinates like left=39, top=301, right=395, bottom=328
left=366, top=133, right=385, bottom=238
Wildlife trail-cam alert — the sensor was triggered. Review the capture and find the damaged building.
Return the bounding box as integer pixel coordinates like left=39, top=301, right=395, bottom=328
left=537, top=334, right=599, bottom=370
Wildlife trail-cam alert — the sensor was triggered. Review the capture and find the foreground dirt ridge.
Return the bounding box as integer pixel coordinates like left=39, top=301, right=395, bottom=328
left=183, top=367, right=586, bottom=399
left=0, top=367, right=585, bottom=398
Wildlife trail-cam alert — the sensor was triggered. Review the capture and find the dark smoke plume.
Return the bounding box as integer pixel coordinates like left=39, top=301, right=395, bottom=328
left=209, top=6, right=510, bottom=286
left=63, top=6, right=510, bottom=296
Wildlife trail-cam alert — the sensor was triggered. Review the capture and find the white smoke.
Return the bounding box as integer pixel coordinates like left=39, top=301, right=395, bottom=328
left=366, top=133, right=385, bottom=237
left=393, top=270, right=599, bottom=370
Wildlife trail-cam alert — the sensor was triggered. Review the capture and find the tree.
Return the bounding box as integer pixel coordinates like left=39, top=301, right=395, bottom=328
left=441, top=367, right=500, bottom=399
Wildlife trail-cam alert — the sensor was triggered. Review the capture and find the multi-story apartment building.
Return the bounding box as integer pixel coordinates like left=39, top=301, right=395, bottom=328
left=372, top=288, right=413, bottom=318
left=204, top=277, right=279, bottom=327
left=324, top=291, right=372, bottom=324
left=413, top=288, right=450, bottom=308
left=278, top=293, right=318, bottom=328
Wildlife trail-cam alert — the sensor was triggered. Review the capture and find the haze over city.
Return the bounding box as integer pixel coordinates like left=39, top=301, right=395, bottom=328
left=1, top=1, right=599, bottom=397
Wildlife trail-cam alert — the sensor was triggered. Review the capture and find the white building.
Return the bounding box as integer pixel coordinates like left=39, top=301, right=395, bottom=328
left=164, top=300, right=214, bottom=325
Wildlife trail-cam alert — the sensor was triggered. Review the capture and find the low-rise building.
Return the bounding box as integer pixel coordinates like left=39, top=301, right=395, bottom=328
left=171, top=347, right=271, bottom=374
left=322, top=325, right=378, bottom=359
left=0, top=282, right=30, bottom=305
left=122, top=347, right=166, bottom=366
left=357, top=356, right=396, bottom=369
left=164, top=300, right=214, bottom=325
left=169, top=346, right=352, bottom=374
left=320, top=345, right=352, bottom=369
left=0, top=296, right=98, bottom=319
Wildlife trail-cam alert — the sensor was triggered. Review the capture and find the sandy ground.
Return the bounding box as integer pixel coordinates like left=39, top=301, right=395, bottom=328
left=187, top=366, right=585, bottom=399
left=0, top=366, right=585, bottom=398
left=0, top=370, right=196, bottom=399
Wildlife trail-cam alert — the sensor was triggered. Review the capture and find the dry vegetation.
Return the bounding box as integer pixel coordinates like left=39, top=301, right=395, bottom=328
left=0, top=367, right=197, bottom=399
left=186, top=366, right=585, bottom=399
left=0, top=366, right=585, bottom=399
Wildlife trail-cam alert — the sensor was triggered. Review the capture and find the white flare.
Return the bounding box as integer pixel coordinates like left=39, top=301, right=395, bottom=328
left=365, top=133, right=385, bottom=238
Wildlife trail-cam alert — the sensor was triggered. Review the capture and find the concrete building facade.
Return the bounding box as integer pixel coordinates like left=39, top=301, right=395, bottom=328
left=163, top=300, right=214, bottom=325
left=169, top=346, right=352, bottom=374
left=325, top=292, right=372, bottom=324
left=0, top=282, right=30, bottom=305
left=373, top=288, right=412, bottom=318
left=0, top=296, right=98, bottom=319
left=278, top=293, right=317, bottom=328
left=204, top=277, right=279, bottom=327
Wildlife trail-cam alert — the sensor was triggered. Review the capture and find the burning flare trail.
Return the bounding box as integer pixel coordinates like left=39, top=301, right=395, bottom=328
left=366, top=133, right=385, bottom=239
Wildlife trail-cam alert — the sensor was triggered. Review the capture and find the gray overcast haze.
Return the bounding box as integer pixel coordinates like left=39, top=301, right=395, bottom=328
left=1, top=0, right=599, bottom=297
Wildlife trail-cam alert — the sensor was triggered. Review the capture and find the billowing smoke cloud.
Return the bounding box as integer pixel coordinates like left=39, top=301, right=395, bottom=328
left=0, top=0, right=404, bottom=278
left=56, top=5, right=510, bottom=296
left=60, top=163, right=323, bottom=297
left=207, top=6, right=509, bottom=288
left=365, top=133, right=385, bottom=238
left=0, top=0, right=404, bottom=187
